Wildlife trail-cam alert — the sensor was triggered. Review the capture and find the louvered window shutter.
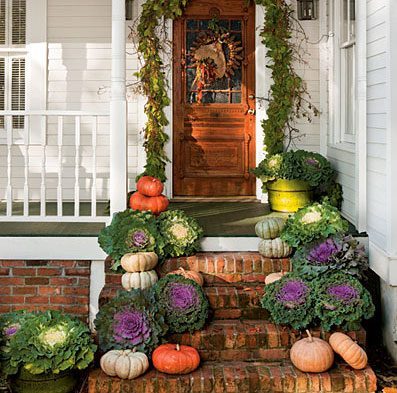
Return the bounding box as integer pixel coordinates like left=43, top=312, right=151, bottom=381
left=11, top=0, right=25, bottom=45
left=0, top=0, right=5, bottom=45
left=11, top=57, right=24, bottom=128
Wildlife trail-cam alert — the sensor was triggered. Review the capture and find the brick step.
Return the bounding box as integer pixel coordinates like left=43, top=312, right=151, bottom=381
left=88, top=360, right=377, bottom=393
left=104, top=253, right=291, bottom=287
left=167, top=320, right=367, bottom=362
left=100, top=284, right=268, bottom=320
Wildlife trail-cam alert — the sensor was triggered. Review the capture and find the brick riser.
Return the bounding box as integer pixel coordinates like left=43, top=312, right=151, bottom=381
left=89, top=361, right=376, bottom=393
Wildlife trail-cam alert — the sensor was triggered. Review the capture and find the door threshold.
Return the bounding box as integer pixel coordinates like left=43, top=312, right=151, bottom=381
left=171, top=196, right=260, bottom=203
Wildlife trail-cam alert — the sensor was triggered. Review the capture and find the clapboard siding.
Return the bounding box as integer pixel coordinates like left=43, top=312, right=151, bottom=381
left=366, top=0, right=388, bottom=249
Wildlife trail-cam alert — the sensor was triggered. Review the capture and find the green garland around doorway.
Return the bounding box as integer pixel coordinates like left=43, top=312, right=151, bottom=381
left=136, top=0, right=317, bottom=181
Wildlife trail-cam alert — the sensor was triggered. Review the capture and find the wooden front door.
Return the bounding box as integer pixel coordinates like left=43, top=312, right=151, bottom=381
left=173, top=0, right=256, bottom=197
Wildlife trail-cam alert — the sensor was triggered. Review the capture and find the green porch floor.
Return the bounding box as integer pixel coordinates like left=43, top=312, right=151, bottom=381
left=0, top=201, right=274, bottom=237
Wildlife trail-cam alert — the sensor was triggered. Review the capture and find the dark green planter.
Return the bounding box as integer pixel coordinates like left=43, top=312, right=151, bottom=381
left=11, top=369, right=77, bottom=393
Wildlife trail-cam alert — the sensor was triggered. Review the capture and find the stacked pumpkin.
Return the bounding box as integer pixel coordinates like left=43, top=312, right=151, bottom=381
left=130, top=176, right=169, bottom=215
left=290, top=330, right=368, bottom=373
left=255, top=217, right=292, bottom=258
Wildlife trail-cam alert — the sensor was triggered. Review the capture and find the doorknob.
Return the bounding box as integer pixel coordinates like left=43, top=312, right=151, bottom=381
left=248, top=109, right=256, bottom=115
left=248, top=94, right=255, bottom=100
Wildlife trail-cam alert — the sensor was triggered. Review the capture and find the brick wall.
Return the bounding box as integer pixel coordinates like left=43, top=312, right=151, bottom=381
left=0, top=260, right=91, bottom=321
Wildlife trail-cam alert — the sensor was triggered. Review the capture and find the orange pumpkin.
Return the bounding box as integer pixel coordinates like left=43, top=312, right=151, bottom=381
left=130, top=191, right=169, bottom=215
left=290, top=330, right=334, bottom=373
left=167, top=268, right=204, bottom=287
left=137, top=176, right=164, bottom=197
left=329, top=332, right=368, bottom=369
left=264, top=271, right=286, bottom=285
left=152, top=344, right=200, bottom=375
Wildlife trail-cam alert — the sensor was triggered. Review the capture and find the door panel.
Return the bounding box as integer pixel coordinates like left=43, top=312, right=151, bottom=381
left=173, top=0, right=256, bottom=197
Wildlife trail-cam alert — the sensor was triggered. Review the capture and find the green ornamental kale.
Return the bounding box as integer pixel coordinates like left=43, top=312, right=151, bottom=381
left=281, top=201, right=349, bottom=247
left=2, top=310, right=96, bottom=376
left=98, top=209, right=164, bottom=271
left=94, top=289, right=167, bottom=356
left=313, top=272, right=375, bottom=331
left=152, top=275, right=209, bottom=334
left=158, top=210, right=203, bottom=258
left=261, top=273, right=315, bottom=330
left=292, top=235, right=369, bottom=280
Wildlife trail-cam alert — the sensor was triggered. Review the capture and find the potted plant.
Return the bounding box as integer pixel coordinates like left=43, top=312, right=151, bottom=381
left=1, top=310, right=96, bottom=393
left=252, top=150, right=338, bottom=212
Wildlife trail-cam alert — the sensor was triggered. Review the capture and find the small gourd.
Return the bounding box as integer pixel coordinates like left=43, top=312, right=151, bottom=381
left=100, top=349, right=149, bottom=379
left=167, top=268, right=204, bottom=286
left=258, top=238, right=292, bottom=258
left=329, top=332, right=368, bottom=369
left=121, top=252, right=158, bottom=272
left=255, top=217, right=286, bottom=239
left=265, top=271, right=287, bottom=285
left=290, top=330, right=334, bottom=373
left=121, top=270, right=158, bottom=291
left=152, top=343, right=200, bottom=375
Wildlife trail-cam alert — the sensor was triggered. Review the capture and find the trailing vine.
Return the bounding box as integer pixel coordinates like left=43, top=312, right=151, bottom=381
left=254, top=0, right=318, bottom=155
left=135, top=0, right=317, bottom=181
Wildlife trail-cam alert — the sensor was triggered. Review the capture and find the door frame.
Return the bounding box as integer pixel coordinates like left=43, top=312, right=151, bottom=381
left=136, top=4, right=267, bottom=200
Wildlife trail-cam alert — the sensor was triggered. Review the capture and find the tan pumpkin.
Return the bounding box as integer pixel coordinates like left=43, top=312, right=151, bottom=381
left=329, top=332, right=368, bottom=369
left=290, top=330, right=334, bottom=373
left=100, top=349, right=149, bottom=379
left=255, top=217, right=286, bottom=239
left=120, top=252, right=158, bottom=272
left=121, top=270, right=158, bottom=290
left=258, top=238, right=292, bottom=258
left=167, top=267, right=204, bottom=287
left=265, top=271, right=287, bottom=285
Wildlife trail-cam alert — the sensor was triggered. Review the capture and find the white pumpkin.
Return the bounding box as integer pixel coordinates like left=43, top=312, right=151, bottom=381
left=255, top=217, right=286, bottom=239
left=121, top=252, right=158, bottom=272
left=258, top=238, right=292, bottom=258
left=100, top=349, right=149, bottom=379
left=265, top=271, right=287, bottom=285
left=121, top=270, right=158, bottom=290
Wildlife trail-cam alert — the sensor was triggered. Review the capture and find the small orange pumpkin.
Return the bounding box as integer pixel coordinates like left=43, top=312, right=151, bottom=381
left=152, top=344, right=200, bottom=375
left=264, top=271, right=286, bottom=285
left=329, top=332, right=368, bottom=370
left=290, top=330, right=334, bottom=373
left=167, top=268, right=204, bottom=287
left=137, top=176, right=164, bottom=197
left=130, top=191, right=169, bottom=215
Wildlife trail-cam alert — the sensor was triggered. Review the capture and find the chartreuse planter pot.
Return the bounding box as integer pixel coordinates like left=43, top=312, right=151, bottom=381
left=267, top=179, right=312, bottom=213
left=11, top=369, right=78, bottom=393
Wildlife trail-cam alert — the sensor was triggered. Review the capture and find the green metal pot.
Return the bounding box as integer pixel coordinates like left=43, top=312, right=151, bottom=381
left=267, top=179, right=312, bottom=213
left=11, top=369, right=77, bottom=393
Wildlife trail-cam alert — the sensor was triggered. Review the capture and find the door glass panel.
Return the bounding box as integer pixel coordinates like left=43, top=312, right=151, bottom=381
left=185, top=18, right=243, bottom=104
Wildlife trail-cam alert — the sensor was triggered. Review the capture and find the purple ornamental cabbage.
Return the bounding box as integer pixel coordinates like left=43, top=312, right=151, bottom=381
left=305, top=157, right=320, bottom=167
left=168, top=282, right=199, bottom=310
left=113, top=309, right=151, bottom=345
left=327, top=284, right=359, bottom=304
left=4, top=323, right=20, bottom=337
left=307, top=238, right=341, bottom=264
left=131, top=230, right=148, bottom=248
left=276, top=279, right=309, bottom=308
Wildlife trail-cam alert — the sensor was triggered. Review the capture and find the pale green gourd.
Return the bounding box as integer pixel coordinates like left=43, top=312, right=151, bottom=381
left=255, top=217, right=286, bottom=239
left=258, top=237, right=292, bottom=258
left=121, top=270, right=158, bottom=290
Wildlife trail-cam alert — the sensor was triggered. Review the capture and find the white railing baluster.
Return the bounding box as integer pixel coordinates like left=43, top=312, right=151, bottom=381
left=40, top=116, right=46, bottom=217
left=5, top=115, right=12, bottom=217
left=57, top=116, right=63, bottom=217
left=74, top=116, right=81, bottom=217
left=91, top=116, right=97, bottom=217
left=23, top=116, right=30, bottom=217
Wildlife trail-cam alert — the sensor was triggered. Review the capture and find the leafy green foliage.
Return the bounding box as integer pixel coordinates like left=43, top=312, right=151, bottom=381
left=94, top=289, right=168, bottom=356
left=254, top=0, right=318, bottom=154
left=2, top=311, right=96, bottom=376
left=152, top=275, right=209, bottom=334
left=292, top=235, right=369, bottom=280
left=98, top=209, right=164, bottom=271
left=313, top=272, right=375, bottom=331
left=158, top=210, right=203, bottom=257
left=261, top=273, right=315, bottom=330
left=281, top=201, right=349, bottom=247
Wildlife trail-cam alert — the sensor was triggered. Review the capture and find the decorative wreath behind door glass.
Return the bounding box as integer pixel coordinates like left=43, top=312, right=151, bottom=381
left=185, top=19, right=243, bottom=104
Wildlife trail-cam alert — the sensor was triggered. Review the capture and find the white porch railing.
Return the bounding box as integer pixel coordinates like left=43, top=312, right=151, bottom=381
left=0, top=110, right=110, bottom=222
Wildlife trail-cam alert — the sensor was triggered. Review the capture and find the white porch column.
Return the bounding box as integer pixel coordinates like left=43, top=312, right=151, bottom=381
left=110, top=0, right=128, bottom=215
